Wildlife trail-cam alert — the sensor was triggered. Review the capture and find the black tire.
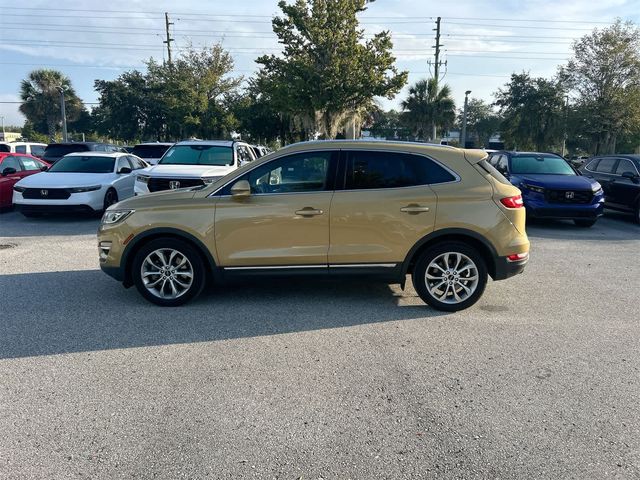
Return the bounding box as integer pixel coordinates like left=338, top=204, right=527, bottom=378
left=103, top=188, right=118, bottom=211
left=635, top=202, right=640, bottom=225
left=412, top=242, right=488, bottom=312
left=131, top=237, right=207, bottom=306
left=574, top=219, right=597, bottom=228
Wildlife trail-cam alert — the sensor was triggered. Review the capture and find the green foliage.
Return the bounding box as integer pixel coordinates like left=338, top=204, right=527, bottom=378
left=20, top=122, right=49, bottom=143
left=560, top=20, right=640, bottom=154
left=401, top=78, right=455, bottom=141
left=19, top=69, right=85, bottom=141
left=256, top=0, right=407, bottom=140
left=93, top=45, right=242, bottom=142
left=494, top=72, right=565, bottom=151
left=457, top=98, right=502, bottom=148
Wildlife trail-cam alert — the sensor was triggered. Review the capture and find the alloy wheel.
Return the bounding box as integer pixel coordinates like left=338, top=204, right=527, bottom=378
left=425, top=252, right=479, bottom=305
left=141, top=248, right=194, bottom=299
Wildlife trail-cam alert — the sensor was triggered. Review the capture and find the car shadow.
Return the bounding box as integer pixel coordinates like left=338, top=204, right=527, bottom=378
left=0, top=210, right=100, bottom=238
left=526, top=212, right=638, bottom=241
left=0, top=270, right=445, bottom=360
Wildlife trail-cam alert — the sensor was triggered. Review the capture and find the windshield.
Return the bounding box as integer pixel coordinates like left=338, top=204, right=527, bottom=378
left=510, top=155, right=575, bottom=175
left=132, top=144, right=172, bottom=159
left=48, top=155, right=115, bottom=173
left=44, top=144, right=90, bottom=158
left=159, top=145, right=234, bottom=166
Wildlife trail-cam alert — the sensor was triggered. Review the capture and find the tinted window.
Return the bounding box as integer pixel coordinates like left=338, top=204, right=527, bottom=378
left=131, top=144, right=171, bottom=159
left=615, top=159, right=637, bottom=176
left=48, top=156, right=115, bottom=173
left=1, top=156, right=21, bottom=171
left=585, top=159, right=600, bottom=171
left=19, top=156, right=42, bottom=171
left=160, top=145, right=233, bottom=166
left=30, top=145, right=45, bottom=157
left=595, top=158, right=617, bottom=174
left=510, top=155, right=575, bottom=175
left=44, top=144, right=90, bottom=157
left=346, top=151, right=455, bottom=190
left=16, top=145, right=27, bottom=154
left=0, top=144, right=10, bottom=153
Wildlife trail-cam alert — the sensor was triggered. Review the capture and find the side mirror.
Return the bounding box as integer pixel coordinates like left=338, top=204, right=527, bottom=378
left=40, top=165, right=48, bottom=172
left=1, top=167, right=16, bottom=177
left=230, top=179, right=251, bottom=198
left=118, top=167, right=132, bottom=174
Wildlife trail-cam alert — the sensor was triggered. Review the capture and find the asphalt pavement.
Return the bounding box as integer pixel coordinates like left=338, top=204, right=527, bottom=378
left=0, top=210, right=638, bottom=479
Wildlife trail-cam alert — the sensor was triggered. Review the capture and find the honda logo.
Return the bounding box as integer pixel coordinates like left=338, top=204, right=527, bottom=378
left=169, top=181, right=181, bottom=190
left=40, top=189, right=48, bottom=197
left=565, top=191, right=575, bottom=199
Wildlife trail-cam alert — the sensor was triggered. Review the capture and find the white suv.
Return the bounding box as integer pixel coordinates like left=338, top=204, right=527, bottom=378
left=134, top=140, right=256, bottom=195
left=0, top=142, right=47, bottom=158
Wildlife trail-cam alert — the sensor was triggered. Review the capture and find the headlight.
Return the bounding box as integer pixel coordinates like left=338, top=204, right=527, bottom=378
left=101, top=209, right=134, bottom=225
left=136, top=174, right=150, bottom=184
left=69, top=185, right=101, bottom=193
left=202, top=176, right=222, bottom=184
left=592, top=183, right=603, bottom=194
left=13, top=185, right=26, bottom=193
left=521, top=183, right=545, bottom=193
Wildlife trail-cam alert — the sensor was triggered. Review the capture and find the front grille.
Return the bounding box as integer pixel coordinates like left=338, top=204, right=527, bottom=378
left=544, top=189, right=592, bottom=204
left=147, top=177, right=204, bottom=193
left=22, top=188, right=70, bottom=200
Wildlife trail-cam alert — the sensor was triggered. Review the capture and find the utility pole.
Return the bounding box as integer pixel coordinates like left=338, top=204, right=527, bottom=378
left=562, top=95, right=569, bottom=157
left=164, top=12, right=174, bottom=65
left=56, top=86, right=68, bottom=143
left=430, top=16, right=445, bottom=142
left=461, top=90, right=471, bottom=149
left=0, top=115, right=5, bottom=139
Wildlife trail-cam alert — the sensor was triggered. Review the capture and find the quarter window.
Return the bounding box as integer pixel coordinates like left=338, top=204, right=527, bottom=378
left=595, top=158, right=617, bottom=173
left=345, top=151, right=455, bottom=190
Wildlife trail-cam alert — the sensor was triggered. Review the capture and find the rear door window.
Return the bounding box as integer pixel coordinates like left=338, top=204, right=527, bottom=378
left=345, top=151, right=455, bottom=190
left=614, top=159, right=638, bottom=176
left=19, top=156, right=42, bottom=171
left=595, top=158, right=617, bottom=174
left=2, top=156, right=22, bottom=171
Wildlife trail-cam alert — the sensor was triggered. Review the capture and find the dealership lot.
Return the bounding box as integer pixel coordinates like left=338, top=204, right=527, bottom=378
left=0, top=211, right=638, bottom=479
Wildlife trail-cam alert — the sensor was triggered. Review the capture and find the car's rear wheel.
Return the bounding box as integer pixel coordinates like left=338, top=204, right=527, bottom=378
left=103, top=188, right=118, bottom=211
left=412, top=242, right=488, bottom=312
left=574, top=219, right=597, bottom=228
left=132, top=238, right=206, bottom=306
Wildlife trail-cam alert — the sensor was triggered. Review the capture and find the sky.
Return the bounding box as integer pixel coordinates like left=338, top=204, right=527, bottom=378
left=1, top=0, right=640, bottom=128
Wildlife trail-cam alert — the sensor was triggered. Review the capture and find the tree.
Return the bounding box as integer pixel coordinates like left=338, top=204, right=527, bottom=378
left=256, top=0, right=407, bottom=139
left=93, top=44, right=242, bottom=142
left=401, top=78, right=455, bottom=141
left=19, top=69, right=84, bottom=141
left=560, top=20, right=640, bottom=154
left=456, top=98, right=502, bottom=147
left=363, top=107, right=411, bottom=140
left=494, top=72, right=565, bottom=151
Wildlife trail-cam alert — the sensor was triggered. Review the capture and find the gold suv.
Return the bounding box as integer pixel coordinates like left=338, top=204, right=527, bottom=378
left=98, top=141, right=529, bottom=311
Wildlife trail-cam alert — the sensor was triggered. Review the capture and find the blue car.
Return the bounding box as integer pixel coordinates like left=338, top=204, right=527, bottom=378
left=486, top=151, right=605, bottom=227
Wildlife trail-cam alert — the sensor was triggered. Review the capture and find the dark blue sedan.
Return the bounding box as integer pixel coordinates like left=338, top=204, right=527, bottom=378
left=487, top=151, right=605, bottom=227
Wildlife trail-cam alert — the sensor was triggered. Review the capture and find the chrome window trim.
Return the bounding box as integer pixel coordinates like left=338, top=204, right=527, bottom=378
left=209, top=147, right=461, bottom=198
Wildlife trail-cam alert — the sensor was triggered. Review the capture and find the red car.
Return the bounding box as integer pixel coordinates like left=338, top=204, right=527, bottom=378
left=0, top=153, right=50, bottom=209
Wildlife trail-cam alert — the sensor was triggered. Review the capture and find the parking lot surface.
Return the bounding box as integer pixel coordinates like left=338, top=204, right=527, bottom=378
left=0, top=211, right=638, bottom=479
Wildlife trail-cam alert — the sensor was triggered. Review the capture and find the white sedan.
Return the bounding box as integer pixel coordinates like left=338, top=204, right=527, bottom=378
left=13, top=152, right=147, bottom=216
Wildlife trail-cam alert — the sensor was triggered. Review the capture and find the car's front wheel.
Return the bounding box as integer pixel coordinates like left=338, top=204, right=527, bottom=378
left=412, top=242, right=488, bottom=312
left=103, top=188, right=118, bottom=211
left=132, top=238, right=206, bottom=306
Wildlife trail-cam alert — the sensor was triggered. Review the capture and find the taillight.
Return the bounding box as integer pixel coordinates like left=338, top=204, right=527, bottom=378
left=500, top=195, right=524, bottom=209
left=507, top=252, right=529, bottom=262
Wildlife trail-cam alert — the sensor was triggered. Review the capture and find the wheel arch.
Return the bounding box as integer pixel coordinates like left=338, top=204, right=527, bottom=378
left=402, top=228, right=499, bottom=280
left=120, top=228, right=219, bottom=288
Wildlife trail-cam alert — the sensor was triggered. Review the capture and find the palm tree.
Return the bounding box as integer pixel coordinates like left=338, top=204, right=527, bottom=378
left=19, top=69, right=83, bottom=141
left=401, top=78, right=456, bottom=141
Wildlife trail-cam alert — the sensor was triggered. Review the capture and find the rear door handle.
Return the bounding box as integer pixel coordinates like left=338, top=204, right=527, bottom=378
left=400, top=204, right=430, bottom=214
left=295, top=207, right=324, bottom=217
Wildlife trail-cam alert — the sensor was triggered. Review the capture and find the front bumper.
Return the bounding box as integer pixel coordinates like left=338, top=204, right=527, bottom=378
left=524, top=194, right=605, bottom=220
left=15, top=203, right=97, bottom=214
left=13, top=189, right=106, bottom=212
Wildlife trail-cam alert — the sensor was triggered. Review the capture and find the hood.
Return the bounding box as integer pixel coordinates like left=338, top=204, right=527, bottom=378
left=143, top=164, right=235, bottom=178
left=15, top=172, right=115, bottom=188
left=511, top=174, right=599, bottom=190
left=114, top=189, right=197, bottom=209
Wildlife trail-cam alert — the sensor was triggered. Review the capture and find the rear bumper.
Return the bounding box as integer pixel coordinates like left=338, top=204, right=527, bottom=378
left=494, top=255, right=528, bottom=281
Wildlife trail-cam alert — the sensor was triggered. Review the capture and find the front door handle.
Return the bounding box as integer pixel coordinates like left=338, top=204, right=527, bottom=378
left=295, top=207, right=324, bottom=217
left=400, top=204, right=430, bottom=214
